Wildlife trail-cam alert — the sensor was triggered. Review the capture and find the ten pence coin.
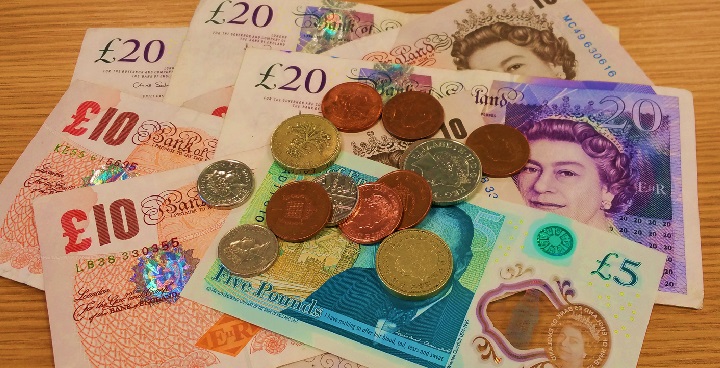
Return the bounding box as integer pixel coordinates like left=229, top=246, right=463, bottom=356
left=376, top=229, right=453, bottom=300
left=402, top=138, right=482, bottom=206
left=266, top=181, right=332, bottom=242
left=466, top=124, right=530, bottom=177
left=382, top=91, right=445, bottom=140
left=321, top=82, right=383, bottom=132
left=339, top=183, right=403, bottom=244
left=313, top=172, right=359, bottom=226
left=376, top=170, right=432, bottom=230
left=271, top=114, right=341, bottom=174
left=197, top=159, right=254, bottom=209
left=218, top=224, right=279, bottom=277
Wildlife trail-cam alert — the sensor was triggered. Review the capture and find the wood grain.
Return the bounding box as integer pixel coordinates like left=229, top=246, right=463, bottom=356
left=0, top=0, right=718, bottom=366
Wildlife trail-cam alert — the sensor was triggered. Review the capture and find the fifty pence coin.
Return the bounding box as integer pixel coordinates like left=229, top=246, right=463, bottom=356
left=218, top=224, right=279, bottom=277
left=402, top=138, right=482, bottom=206
left=376, top=170, right=432, bottom=230
left=313, top=172, right=359, bottom=226
left=266, top=180, right=332, bottom=242
left=382, top=91, right=444, bottom=140
left=271, top=114, right=341, bottom=174
left=197, top=159, right=254, bottom=209
left=376, top=229, right=453, bottom=300
left=321, top=82, right=383, bottom=132
left=466, top=124, right=530, bottom=177
left=339, top=183, right=402, bottom=245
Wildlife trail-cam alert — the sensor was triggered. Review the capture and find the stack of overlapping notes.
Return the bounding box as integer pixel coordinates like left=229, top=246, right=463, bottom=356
left=0, top=0, right=702, bottom=367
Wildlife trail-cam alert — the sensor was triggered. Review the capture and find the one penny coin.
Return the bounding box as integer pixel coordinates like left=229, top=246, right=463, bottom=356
left=266, top=181, right=332, bottom=242
left=321, top=82, right=383, bottom=132
left=466, top=124, right=530, bottom=177
left=376, top=229, right=453, bottom=300
left=382, top=91, right=444, bottom=140
left=339, top=183, right=403, bottom=245
left=218, top=224, right=279, bottom=277
left=376, top=170, right=432, bottom=230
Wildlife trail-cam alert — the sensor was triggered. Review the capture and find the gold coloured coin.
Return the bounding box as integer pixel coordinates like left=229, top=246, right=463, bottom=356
left=376, top=229, right=453, bottom=300
left=271, top=114, right=341, bottom=174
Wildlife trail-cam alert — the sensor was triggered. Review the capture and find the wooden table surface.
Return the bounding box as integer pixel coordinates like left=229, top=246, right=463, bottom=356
left=0, top=0, right=718, bottom=366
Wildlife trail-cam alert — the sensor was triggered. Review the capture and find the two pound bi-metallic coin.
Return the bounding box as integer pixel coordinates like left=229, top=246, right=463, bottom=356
left=218, top=224, right=279, bottom=278
left=197, top=159, right=254, bottom=209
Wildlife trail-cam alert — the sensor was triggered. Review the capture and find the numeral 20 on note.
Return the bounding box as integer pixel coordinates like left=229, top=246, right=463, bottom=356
left=62, top=199, right=140, bottom=254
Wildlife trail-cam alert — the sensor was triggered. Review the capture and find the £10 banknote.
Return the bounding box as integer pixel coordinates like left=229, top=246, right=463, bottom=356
left=0, top=80, right=223, bottom=289
left=34, top=147, right=320, bottom=368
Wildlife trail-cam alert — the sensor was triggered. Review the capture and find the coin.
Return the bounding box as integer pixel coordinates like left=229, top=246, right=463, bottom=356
left=266, top=180, right=332, bottom=242
left=376, top=229, right=453, bottom=300
left=218, top=224, right=279, bottom=277
left=197, top=159, right=254, bottom=209
left=339, top=183, right=402, bottom=244
left=321, top=82, right=383, bottom=132
left=382, top=91, right=444, bottom=140
left=312, top=172, right=359, bottom=226
left=271, top=114, right=341, bottom=174
left=402, top=138, right=482, bottom=206
left=466, top=124, right=530, bottom=177
left=398, top=138, right=428, bottom=169
left=376, top=170, right=432, bottom=230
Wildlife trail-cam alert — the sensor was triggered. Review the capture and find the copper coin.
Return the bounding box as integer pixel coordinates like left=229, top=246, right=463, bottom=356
left=466, top=124, right=530, bottom=177
left=339, top=183, right=403, bottom=245
left=376, top=170, right=432, bottom=230
left=321, top=82, right=383, bottom=132
left=382, top=91, right=444, bottom=140
left=266, top=181, right=332, bottom=242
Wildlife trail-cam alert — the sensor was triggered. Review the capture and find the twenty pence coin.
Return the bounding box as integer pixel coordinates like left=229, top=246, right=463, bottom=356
left=313, top=172, right=359, bottom=226
left=382, top=91, right=444, bottom=140
left=266, top=181, right=332, bottom=242
left=402, top=138, right=482, bottom=206
left=339, top=183, right=402, bottom=245
left=376, top=170, right=432, bottom=230
left=271, top=114, right=341, bottom=174
left=376, top=229, right=453, bottom=300
left=466, top=124, right=530, bottom=177
left=321, top=82, right=383, bottom=132
left=197, top=159, right=254, bottom=209
left=218, top=224, right=279, bottom=277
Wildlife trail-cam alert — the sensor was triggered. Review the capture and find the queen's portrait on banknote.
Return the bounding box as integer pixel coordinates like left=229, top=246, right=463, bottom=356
left=451, top=4, right=577, bottom=79
left=545, top=313, right=609, bottom=368
left=512, top=118, right=635, bottom=232
left=284, top=206, right=475, bottom=365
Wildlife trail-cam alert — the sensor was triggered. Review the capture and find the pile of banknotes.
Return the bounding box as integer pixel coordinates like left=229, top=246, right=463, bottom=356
left=0, top=0, right=703, bottom=367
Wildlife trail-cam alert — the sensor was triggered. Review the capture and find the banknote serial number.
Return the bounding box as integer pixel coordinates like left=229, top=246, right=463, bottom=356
left=563, top=15, right=617, bottom=77
left=74, top=238, right=180, bottom=273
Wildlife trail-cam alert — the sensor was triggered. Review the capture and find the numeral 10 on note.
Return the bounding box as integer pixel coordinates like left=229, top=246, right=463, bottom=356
left=62, top=101, right=139, bottom=146
left=62, top=199, right=140, bottom=254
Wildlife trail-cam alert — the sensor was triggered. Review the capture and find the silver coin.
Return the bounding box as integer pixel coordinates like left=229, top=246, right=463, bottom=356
left=401, top=138, right=482, bottom=206
left=218, top=224, right=279, bottom=277
left=197, top=159, right=254, bottom=209
left=313, top=172, right=359, bottom=225
left=398, top=138, right=429, bottom=169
